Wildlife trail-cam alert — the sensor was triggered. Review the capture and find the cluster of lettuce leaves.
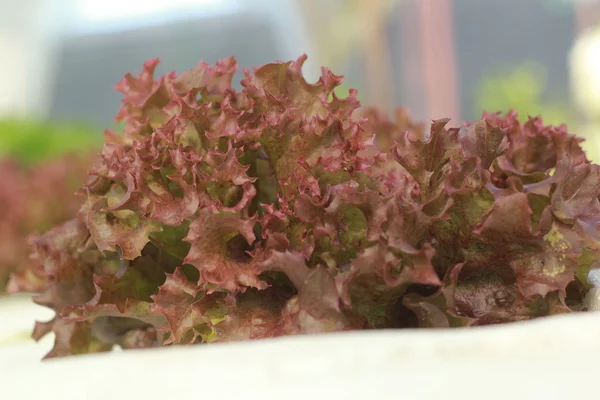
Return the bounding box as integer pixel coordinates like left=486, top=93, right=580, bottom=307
left=11, top=55, right=600, bottom=358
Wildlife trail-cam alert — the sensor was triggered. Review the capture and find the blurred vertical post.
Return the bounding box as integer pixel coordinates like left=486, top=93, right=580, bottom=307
left=416, top=0, right=460, bottom=125
left=399, top=0, right=426, bottom=123
left=295, top=0, right=341, bottom=76
left=295, top=0, right=396, bottom=112
left=0, top=0, right=70, bottom=118
left=357, top=0, right=395, bottom=113
left=0, top=1, right=39, bottom=117
left=295, top=0, right=321, bottom=56
left=572, top=0, right=600, bottom=121
left=570, top=0, right=600, bottom=162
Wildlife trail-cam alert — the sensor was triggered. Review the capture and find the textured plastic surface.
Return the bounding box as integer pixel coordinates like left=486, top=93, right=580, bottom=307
left=1, top=294, right=599, bottom=400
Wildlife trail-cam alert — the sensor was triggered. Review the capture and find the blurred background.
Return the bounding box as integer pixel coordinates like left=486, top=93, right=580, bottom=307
left=2, top=0, right=600, bottom=132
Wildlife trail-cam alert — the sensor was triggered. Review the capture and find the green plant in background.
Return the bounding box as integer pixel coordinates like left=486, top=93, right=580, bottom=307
left=0, top=119, right=102, bottom=165
left=474, top=61, right=574, bottom=127
left=474, top=60, right=600, bottom=162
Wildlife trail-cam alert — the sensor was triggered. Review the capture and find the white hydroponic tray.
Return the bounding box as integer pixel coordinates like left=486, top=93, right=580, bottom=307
left=1, top=291, right=599, bottom=400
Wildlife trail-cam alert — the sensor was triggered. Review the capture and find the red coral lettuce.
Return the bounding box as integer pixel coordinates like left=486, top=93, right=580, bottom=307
left=13, top=56, right=600, bottom=358
left=0, top=154, right=93, bottom=292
